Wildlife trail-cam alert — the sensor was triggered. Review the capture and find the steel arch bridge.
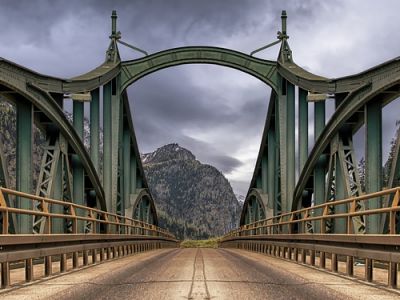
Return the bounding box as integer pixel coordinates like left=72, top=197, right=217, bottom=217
left=0, top=10, right=399, bottom=236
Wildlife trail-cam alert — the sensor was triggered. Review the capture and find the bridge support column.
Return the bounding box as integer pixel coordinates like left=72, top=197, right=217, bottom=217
left=313, top=101, right=325, bottom=232
left=90, top=88, right=100, bottom=172
left=286, top=81, right=295, bottom=212
left=103, top=79, right=123, bottom=214
left=267, top=129, right=276, bottom=215
left=72, top=101, right=85, bottom=232
left=261, top=153, right=268, bottom=194
left=103, top=81, right=112, bottom=212
left=298, top=88, right=308, bottom=172
left=16, top=98, right=33, bottom=233
left=123, top=128, right=131, bottom=216
left=277, top=78, right=295, bottom=213
left=334, top=147, right=347, bottom=233
left=52, top=138, right=64, bottom=233
left=365, top=101, right=382, bottom=233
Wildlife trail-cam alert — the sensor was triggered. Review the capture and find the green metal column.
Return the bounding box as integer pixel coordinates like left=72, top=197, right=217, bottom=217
left=52, top=145, right=63, bottom=233
left=261, top=153, right=268, bottom=194
left=335, top=154, right=347, bottom=233
left=73, top=101, right=85, bottom=232
left=298, top=88, right=308, bottom=172
left=256, top=174, right=262, bottom=189
left=103, top=82, right=112, bottom=212
left=286, top=81, right=295, bottom=211
left=365, top=101, right=382, bottom=233
left=123, top=128, right=131, bottom=216
left=267, top=130, right=276, bottom=213
left=314, top=101, right=325, bottom=206
left=90, top=88, right=100, bottom=172
left=16, top=98, right=33, bottom=234
left=130, top=152, right=137, bottom=195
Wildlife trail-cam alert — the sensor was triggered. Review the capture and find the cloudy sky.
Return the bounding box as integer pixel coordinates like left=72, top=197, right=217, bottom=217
left=0, top=0, right=399, bottom=196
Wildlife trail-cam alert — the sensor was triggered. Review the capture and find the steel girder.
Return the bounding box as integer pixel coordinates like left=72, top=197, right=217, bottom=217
left=240, top=189, right=267, bottom=226
left=293, top=79, right=400, bottom=212
left=0, top=65, right=106, bottom=214
left=120, top=47, right=279, bottom=92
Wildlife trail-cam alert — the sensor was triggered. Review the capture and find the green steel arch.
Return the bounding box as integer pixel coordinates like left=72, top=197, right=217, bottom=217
left=120, top=46, right=279, bottom=92
left=0, top=67, right=106, bottom=210
left=293, top=71, right=400, bottom=210
left=240, top=188, right=267, bottom=226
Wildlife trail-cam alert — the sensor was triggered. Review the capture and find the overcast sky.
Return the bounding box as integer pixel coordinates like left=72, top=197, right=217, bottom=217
left=1, top=0, right=399, bottom=197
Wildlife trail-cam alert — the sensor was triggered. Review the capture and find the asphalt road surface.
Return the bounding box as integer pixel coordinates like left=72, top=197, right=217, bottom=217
left=1, top=248, right=399, bottom=300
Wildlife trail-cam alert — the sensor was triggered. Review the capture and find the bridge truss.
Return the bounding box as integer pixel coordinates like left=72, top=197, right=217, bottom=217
left=0, top=10, right=398, bottom=237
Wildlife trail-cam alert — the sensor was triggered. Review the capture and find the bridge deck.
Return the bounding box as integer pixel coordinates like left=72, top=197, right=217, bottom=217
left=1, top=248, right=398, bottom=299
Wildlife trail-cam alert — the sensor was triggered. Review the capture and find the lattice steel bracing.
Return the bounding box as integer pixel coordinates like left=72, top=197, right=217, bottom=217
left=33, top=136, right=74, bottom=234
left=0, top=140, right=16, bottom=233
left=325, top=134, right=365, bottom=233
left=381, top=127, right=400, bottom=233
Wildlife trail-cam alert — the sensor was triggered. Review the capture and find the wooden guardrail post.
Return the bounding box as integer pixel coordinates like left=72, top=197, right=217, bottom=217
left=25, top=258, right=33, bottom=282
left=45, top=256, right=52, bottom=276
left=1, top=262, right=10, bottom=288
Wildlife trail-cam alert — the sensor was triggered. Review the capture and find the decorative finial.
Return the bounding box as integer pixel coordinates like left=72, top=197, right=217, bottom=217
left=111, top=10, right=117, bottom=36
left=281, top=10, right=288, bottom=39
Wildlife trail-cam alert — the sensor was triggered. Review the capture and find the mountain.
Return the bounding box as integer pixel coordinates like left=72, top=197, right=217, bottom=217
left=142, top=143, right=241, bottom=240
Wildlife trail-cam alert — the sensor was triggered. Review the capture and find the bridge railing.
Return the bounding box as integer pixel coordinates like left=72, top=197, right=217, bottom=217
left=226, top=187, right=399, bottom=237
left=0, top=187, right=178, bottom=289
left=0, top=187, right=174, bottom=239
left=220, top=188, right=400, bottom=289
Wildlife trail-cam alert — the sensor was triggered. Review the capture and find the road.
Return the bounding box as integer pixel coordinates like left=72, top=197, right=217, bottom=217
left=1, top=248, right=399, bottom=300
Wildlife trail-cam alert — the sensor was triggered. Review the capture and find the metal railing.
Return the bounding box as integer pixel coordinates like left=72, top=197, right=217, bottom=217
left=0, top=187, right=174, bottom=238
left=0, top=188, right=178, bottom=289
left=225, top=187, right=400, bottom=237
left=220, top=188, right=400, bottom=289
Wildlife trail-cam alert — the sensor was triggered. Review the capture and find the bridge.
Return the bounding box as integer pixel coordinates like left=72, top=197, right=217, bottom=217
left=0, top=10, right=399, bottom=299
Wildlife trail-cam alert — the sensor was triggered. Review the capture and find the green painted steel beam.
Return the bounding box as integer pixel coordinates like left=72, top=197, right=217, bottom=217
left=365, top=100, right=382, bottom=233
left=120, top=47, right=279, bottom=92
left=16, top=98, right=33, bottom=234
left=90, top=88, right=100, bottom=172
left=256, top=174, right=262, bottom=189
left=267, top=129, right=276, bottom=213
left=298, top=88, right=308, bottom=172
left=334, top=155, right=347, bottom=233
left=130, top=153, right=137, bottom=195
left=261, top=152, right=268, bottom=194
left=123, top=127, right=131, bottom=216
left=103, top=81, right=112, bottom=212
left=313, top=101, right=326, bottom=207
left=286, top=81, right=295, bottom=211
left=72, top=101, right=85, bottom=232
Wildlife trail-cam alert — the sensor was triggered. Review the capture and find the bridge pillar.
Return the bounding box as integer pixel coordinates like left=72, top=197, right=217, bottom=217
left=313, top=101, right=325, bottom=205
left=267, top=129, right=276, bottom=215
left=313, top=101, right=325, bottom=232
left=123, top=127, right=131, bottom=216
left=72, top=101, right=85, bottom=232
left=261, top=152, right=268, bottom=194
left=334, top=149, right=347, bottom=233
left=277, top=78, right=295, bottom=213
left=298, top=88, right=308, bottom=172
left=90, top=88, right=100, bottom=172
left=103, top=80, right=122, bottom=213
left=365, top=100, right=382, bottom=233
left=286, top=81, right=295, bottom=211
left=16, top=98, right=33, bottom=233
left=103, top=81, right=112, bottom=212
